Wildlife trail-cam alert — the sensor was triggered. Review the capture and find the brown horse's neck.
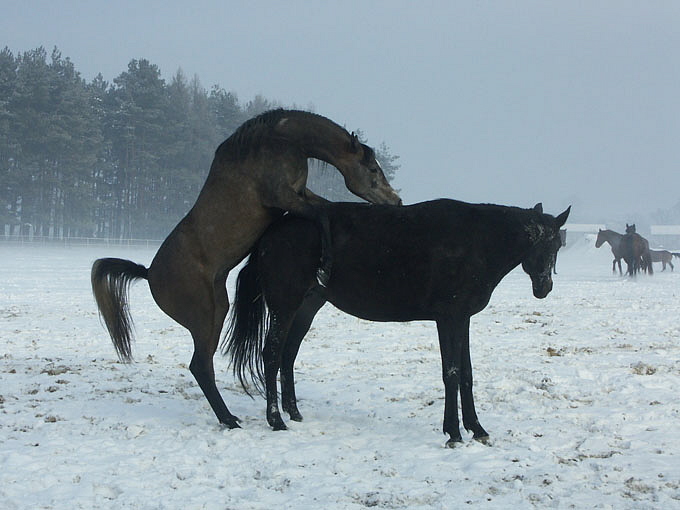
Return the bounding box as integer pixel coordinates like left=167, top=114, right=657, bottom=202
left=276, top=111, right=351, bottom=167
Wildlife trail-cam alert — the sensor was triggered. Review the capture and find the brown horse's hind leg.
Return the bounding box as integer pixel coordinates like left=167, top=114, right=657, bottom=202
left=188, top=273, right=240, bottom=428
left=154, top=265, right=238, bottom=428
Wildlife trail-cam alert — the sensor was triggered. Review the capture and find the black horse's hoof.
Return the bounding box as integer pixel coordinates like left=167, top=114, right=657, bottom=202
left=289, top=412, right=303, bottom=422
left=473, top=434, right=491, bottom=445
left=445, top=437, right=463, bottom=448
left=220, top=419, right=241, bottom=430
left=272, top=422, right=288, bottom=431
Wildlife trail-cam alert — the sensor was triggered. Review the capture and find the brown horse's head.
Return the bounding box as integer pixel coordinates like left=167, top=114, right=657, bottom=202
left=595, top=229, right=606, bottom=248
left=337, top=134, right=402, bottom=205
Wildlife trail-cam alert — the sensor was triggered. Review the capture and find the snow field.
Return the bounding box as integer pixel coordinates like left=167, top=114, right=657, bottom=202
left=1, top=238, right=679, bottom=509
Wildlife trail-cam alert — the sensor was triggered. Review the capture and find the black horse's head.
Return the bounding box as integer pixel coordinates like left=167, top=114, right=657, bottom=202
left=522, top=204, right=571, bottom=298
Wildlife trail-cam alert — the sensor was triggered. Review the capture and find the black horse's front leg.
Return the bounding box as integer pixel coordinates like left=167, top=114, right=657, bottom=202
left=436, top=317, right=464, bottom=446
left=458, top=318, right=489, bottom=443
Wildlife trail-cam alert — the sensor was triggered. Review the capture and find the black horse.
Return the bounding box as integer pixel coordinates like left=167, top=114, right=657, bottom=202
left=224, top=199, right=570, bottom=447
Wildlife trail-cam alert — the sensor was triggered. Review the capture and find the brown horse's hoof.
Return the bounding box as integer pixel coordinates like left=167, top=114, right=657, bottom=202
left=316, top=268, right=330, bottom=287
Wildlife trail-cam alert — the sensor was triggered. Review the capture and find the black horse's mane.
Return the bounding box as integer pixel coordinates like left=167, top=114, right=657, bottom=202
left=214, top=109, right=344, bottom=162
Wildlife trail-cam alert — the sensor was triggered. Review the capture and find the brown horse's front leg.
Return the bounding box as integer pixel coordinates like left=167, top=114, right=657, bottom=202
left=262, top=188, right=333, bottom=286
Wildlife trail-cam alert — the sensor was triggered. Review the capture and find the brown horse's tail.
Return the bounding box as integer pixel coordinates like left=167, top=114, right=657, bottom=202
left=222, top=252, right=268, bottom=397
left=91, top=258, right=149, bottom=362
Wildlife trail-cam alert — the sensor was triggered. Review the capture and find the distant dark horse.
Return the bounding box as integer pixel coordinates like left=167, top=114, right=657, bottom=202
left=650, top=249, right=678, bottom=271
left=620, top=224, right=653, bottom=276
left=91, top=110, right=401, bottom=428
left=553, top=228, right=567, bottom=274
left=595, top=229, right=625, bottom=275
left=224, top=199, right=570, bottom=446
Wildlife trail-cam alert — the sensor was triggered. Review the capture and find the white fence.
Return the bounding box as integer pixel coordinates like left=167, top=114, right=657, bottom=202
left=0, top=235, right=162, bottom=248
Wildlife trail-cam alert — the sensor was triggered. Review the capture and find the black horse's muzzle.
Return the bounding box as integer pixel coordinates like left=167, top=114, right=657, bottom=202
left=531, top=275, right=553, bottom=298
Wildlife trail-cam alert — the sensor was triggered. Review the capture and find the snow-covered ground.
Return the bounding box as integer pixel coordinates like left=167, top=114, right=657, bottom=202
left=1, top=235, right=679, bottom=509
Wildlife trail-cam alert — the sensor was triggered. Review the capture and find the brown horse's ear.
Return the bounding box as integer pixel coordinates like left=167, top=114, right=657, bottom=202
left=350, top=132, right=360, bottom=153
left=556, top=206, right=571, bottom=228
left=533, top=203, right=543, bottom=214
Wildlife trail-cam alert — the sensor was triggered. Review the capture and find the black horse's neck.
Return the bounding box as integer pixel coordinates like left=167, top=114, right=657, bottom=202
left=480, top=205, right=546, bottom=283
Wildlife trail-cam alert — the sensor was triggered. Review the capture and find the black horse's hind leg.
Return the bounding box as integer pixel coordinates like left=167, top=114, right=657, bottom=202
left=458, top=318, right=489, bottom=442
left=280, top=287, right=327, bottom=421
left=263, top=315, right=296, bottom=431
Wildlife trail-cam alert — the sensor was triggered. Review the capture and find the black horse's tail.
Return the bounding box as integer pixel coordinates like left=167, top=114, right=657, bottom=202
left=673, top=252, right=680, bottom=259
left=91, top=258, right=149, bottom=362
left=222, top=253, right=268, bottom=396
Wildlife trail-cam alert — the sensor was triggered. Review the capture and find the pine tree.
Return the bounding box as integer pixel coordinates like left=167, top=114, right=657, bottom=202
left=0, top=47, right=18, bottom=230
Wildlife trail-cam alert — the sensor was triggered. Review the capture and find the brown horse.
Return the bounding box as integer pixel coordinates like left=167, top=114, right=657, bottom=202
left=595, top=229, right=625, bottom=275
left=650, top=249, right=678, bottom=271
left=91, top=109, right=401, bottom=428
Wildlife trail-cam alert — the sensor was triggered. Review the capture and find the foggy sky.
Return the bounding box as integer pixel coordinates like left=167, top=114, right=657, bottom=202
left=4, top=1, right=680, bottom=223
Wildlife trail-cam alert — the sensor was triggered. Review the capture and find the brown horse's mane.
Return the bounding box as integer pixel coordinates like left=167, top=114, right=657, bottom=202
left=214, top=109, right=344, bottom=162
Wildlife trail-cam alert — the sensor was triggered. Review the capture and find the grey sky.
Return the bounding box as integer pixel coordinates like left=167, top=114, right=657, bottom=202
left=4, top=1, right=680, bottom=222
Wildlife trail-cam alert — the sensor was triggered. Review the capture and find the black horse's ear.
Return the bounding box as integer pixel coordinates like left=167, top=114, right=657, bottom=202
left=556, top=206, right=571, bottom=228
left=349, top=132, right=359, bottom=153
left=533, top=203, right=543, bottom=214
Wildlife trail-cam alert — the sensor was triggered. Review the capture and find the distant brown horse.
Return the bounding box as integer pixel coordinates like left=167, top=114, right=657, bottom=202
left=649, top=249, right=679, bottom=271
left=91, top=109, right=401, bottom=428
left=595, top=229, right=625, bottom=275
